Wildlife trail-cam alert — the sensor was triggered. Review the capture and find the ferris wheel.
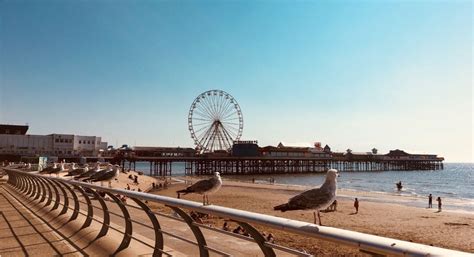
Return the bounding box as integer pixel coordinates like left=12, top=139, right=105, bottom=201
left=188, top=90, right=243, bottom=153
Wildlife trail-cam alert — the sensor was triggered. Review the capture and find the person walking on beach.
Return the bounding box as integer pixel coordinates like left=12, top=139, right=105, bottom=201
left=436, top=197, right=442, bottom=212
left=428, top=194, right=433, bottom=208
left=354, top=198, right=359, bottom=214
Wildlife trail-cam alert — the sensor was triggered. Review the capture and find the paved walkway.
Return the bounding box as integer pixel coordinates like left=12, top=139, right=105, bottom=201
left=0, top=179, right=81, bottom=257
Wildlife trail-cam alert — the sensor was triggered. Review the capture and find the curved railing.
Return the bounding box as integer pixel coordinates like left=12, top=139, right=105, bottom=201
left=2, top=167, right=472, bottom=257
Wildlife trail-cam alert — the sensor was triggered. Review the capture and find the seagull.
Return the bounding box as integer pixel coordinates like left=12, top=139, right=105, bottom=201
left=40, top=163, right=57, bottom=174
left=274, top=169, right=339, bottom=226
left=50, top=162, right=66, bottom=177
left=21, top=163, right=32, bottom=171
left=65, top=164, right=89, bottom=177
left=92, top=165, right=121, bottom=188
left=87, top=164, right=113, bottom=184
left=177, top=172, right=222, bottom=205
left=69, top=162, right=77, bottom=171
left=75, top=162, right=101, bottom=180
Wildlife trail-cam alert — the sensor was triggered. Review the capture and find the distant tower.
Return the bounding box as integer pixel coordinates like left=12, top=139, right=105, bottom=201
left=323, top=144, right=331, bottom=153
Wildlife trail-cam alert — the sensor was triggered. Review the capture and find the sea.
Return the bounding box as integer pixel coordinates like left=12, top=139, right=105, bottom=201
left=134, top=162, right=474, bottom=212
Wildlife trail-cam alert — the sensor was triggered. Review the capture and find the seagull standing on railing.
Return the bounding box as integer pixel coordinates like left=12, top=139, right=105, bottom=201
left=274, top=169, right=339, bottom=226
left=87, top=164, right=112, bottom=184
left=68, top=162, right=77, bottom=171
left=46, top=163, right=61, bottom=176
left=22, top=163, right=32, bottom=171
left=74, top=162, right=101, bottom=180
left=40, top=163, right=56, bottom=174
left=65, top=164, right=89, bottom=177
left=92, top=164, right=121, bottom=188
left=177, top=172, right=222, bottom=205
left=50, top=162, right=66, bottom=177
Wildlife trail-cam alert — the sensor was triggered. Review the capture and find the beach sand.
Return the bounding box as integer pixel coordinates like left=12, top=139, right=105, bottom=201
left=58, top=168, right=164, bottom=193
left=148, top=176, right=474, bottom=256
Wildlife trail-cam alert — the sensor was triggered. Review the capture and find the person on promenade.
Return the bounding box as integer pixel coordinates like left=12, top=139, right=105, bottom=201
left=354, top=198, right=359, bottom=214
left=437, top=197, right=442, bottom=212
left=428, top=194, right=433, bottom=208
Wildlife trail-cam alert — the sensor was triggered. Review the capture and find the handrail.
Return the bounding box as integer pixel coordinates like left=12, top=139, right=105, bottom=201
left=2, top=168, right=472, bottom=257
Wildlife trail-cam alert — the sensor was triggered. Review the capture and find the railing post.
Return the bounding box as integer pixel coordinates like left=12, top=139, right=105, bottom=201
left=131, top=197, right=164, bottom=257
left=23, top=175, right=34, bottom=197
left=104, top=192, right=133, bottom=255
left=37, top=176, right=49, bottom=203
left=50, top=180, right=70, bottom=216
left=33, top=176, right=44, bottom=201
left=87, top=188, right=110, bottom=239
left=46, top=178, right=61, bottom=211
left=41, top=176, right=55, bottom=207
left=73, top=184, right=94, bottom=229
left=168, top=206, right=209, bottom=257
left=56, top=180, right=80, bottom=222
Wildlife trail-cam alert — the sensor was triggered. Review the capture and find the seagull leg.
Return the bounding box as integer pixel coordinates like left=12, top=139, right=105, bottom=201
left=202, top=195, right=206, bottom=205
left=313, top=212, right=317, bottom=224
left=318, top=211, right=322, bottom=226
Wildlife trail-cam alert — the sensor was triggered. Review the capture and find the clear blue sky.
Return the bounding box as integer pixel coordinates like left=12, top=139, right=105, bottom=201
left=0, top=0, right=472, bottom=162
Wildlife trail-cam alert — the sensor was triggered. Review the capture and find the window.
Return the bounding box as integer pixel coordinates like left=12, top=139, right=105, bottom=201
left=79, top=140, right=82, bottom=144
left=55, top=139, right=59, bottom=143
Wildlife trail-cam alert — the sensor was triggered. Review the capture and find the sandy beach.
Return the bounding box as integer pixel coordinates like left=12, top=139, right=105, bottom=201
left=148, top=176, right=474, bottom=256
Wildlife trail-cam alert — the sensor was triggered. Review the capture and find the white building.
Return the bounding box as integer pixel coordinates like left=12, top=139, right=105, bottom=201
left=0, top=124, right=107, bottom=157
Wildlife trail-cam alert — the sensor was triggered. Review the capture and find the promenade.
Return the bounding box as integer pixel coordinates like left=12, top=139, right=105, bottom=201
left=0, top=178, right=79, bottom=256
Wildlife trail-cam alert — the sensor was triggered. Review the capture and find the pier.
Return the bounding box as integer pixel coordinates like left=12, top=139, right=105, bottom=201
left=108, top=145, right=444, bottom=176
left=116, top=153, right=444, bottom=177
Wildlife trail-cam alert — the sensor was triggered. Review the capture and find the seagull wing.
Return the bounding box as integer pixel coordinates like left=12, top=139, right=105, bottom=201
left=188, top=178, right=215, bottom=194
left=288, top=187, right=333, bottom=210
left=89, top=169, right=108, bottom=180
left=93, top=170, right=115, bottom=181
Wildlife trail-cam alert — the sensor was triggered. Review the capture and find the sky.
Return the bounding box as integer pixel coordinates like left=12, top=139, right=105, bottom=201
left=0, top=0, right=472, bottom=162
